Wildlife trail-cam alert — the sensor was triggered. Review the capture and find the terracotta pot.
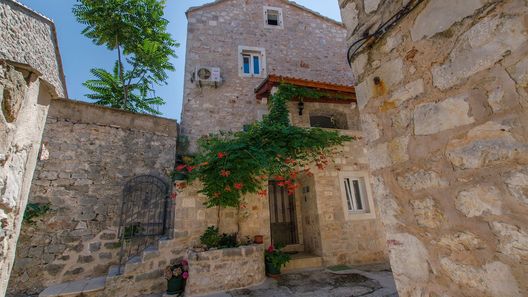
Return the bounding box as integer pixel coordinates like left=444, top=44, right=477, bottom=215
left=254, top=235, right=264, bottom=244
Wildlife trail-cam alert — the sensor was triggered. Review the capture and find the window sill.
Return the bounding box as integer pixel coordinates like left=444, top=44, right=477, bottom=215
left=345, top=211, right=377, bottom=221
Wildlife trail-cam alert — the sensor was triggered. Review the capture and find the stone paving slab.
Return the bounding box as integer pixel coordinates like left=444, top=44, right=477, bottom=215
left=143, top=265, right=398, bottom=297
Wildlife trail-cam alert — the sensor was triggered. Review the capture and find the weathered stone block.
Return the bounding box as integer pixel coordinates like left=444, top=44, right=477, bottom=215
left=413, top=93, right=475, bottom=135
left=356, top=59, right=404, bottom=109
left=364, top=0, right=381, bottom=14
left=78, top=255, right=94, bottom=263
left=490, top=222, right=528, bottom=262
left=397, top=169, right=448, bottom=191
left=446, top=121, right=528, bottom=169
left=387, top=233, right=429, bottom=287
left=440, top=258, right=521, bottom=297
left=432, top=14, right=528, bottom=90
left=411, top=0, right=488, bottom=41
left=455, top=185, right=502, bottom=218
left=367, top=142, right=391, bottom=171
left=437, top=232, right=484, bottom=252
left=390, top=79, right=424, bottom=106
left=506, top=170, right=528, bottom=206
left=410, top=197, right=443, bottom=228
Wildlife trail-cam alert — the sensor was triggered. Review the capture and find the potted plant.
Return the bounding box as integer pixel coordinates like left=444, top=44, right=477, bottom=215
left=164, top=260, right=189, bottom=296
left=254, top=235, right=264, bottom=244
left=264, top=244, right=291, bottom=277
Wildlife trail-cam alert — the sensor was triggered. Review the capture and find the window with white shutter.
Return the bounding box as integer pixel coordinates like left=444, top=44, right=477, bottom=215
left=263, top=6, right=284, bottom=29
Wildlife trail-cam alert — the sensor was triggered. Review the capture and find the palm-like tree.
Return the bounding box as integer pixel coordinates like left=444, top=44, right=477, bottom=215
left=83, top=62, right=165, bottom=115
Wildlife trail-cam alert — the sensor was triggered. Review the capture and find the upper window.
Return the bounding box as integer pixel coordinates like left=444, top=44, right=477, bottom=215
left=238, top=46, right=266, bottom=78
left=309, top=110, right=349, bottom=130
left=264, top=6, right=284, bottom=29
left=339, top=172, right=376, bottom=220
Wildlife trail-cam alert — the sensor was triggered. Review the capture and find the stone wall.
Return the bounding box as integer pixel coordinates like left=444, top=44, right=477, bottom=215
left=0, top=0, right=67, bottom=98
left=339, top=0, right=528, bottom=296
left=182, top=0, right=353, bottom=152
left=0, top=0, right=66, bottom=295
left=185, top=245, right=265, bottom=296
left=8, top=99, right=177, bottom=296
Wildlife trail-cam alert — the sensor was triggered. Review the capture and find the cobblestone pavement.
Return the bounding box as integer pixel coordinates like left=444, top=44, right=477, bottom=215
left=148, top=264, right=398, bottom=297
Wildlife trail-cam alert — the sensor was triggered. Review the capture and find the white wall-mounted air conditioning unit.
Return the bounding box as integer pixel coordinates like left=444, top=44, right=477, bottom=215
left=193, top=66, right=222, bottom=87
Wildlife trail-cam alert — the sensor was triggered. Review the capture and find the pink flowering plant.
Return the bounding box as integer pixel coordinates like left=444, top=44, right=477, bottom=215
left=177, top=84, right=353, bottom=209
left=265, top=244, right=291, bottom=270
left=164, top=259, right=189, bottom=280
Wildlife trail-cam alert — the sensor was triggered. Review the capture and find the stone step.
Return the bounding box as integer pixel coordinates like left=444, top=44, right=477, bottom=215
left=107, top=265, right=121, bottom=278
left=282, top=253, right=323, bottom=273
left=39, top=277, right=106, bottom=297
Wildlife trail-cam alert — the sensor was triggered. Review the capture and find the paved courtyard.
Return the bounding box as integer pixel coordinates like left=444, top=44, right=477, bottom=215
left=149, top=264, right=398, bottom=297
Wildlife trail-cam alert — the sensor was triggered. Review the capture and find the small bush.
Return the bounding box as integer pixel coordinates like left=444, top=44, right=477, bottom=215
left=200, top=226, right=220, bottom=248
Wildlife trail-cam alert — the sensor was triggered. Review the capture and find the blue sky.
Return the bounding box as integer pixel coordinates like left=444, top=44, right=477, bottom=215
left=18, top=1, right=342, bottom=121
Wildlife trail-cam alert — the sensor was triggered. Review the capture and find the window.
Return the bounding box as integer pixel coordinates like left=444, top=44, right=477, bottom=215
left=339, top=172, right=376, bottom=220
left=309, top=110, right=349, bottom=130
left=264, top=6, right=284, bottom=29
left=238, top=46, right=266, bottom=77
left=343, top=177, right=368, bottom=212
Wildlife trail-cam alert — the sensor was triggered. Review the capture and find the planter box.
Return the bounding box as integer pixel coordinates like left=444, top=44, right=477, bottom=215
left=185, top=245, right=265, bottom=296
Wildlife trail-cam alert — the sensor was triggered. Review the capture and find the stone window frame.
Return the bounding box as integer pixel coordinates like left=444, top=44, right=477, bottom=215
left=263, top=6, right=284, bottom=29
left=338, top=171, right=377, bottom=221
left=238, top=46, right=267, bottom=78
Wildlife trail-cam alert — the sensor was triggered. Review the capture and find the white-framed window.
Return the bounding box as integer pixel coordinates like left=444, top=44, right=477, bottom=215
left=238, top=46, right=266, bottom=78
left=263, top=6, right=284, bottom=29
left=339, top=171, right=376, bottom=220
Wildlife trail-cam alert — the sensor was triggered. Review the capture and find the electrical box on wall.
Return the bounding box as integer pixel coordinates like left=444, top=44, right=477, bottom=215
left=192, top=66, right=222, bottom=88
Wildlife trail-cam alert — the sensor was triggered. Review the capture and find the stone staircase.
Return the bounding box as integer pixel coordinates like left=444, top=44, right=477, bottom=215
left=282, top=252, right=323, bottom=273
left=39, top=237, right=187, bottom=297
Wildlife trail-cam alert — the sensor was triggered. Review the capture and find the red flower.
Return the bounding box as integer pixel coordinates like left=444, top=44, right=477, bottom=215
left=220, top=169, right=231, bottom=177
left=289, top=171, right=298, bottom=179
left=218, top=152, right=226, bottom=159
left=234, top=183, right=244, bottom=190
left=284, top=158, right=296, bottom=164
left=277, top=181, right=285, bottom=187
left=275, top=175, right=285, bottom=181
left=267, top=245, right=274, bottom=253
left=186, top=165, right=196, bottom=172
left=170, top=192, right=178, bottom=200
left=182, top=272, right=189, bottom=280
left=176, top=164, right=186, bottom=171
left=258, top=189, right=268, bottom=197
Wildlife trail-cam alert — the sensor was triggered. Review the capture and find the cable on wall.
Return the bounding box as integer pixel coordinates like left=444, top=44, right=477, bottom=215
left=347, top=0, right=426, bottom=66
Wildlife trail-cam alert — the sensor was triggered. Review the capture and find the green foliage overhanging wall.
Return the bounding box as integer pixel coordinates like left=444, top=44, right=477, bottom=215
left=180, top=84, right=354, bottom=208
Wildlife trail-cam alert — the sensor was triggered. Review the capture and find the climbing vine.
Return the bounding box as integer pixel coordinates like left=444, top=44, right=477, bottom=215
left=179, top=84, right=354, bottom=208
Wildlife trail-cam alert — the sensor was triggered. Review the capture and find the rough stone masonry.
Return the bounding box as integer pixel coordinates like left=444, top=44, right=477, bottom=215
left=8, top=99, right=177, bottom=296
left=0, top=0, right=67, bottom=296
left=339, top=0, right=528, bottom=296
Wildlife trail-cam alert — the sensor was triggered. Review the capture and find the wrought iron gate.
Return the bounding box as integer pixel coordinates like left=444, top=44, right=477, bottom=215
left=117, top=175, right=171, bottom=273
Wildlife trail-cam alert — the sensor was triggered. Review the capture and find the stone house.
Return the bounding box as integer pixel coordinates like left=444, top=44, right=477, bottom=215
left=181, top=0, right=388, bottom=270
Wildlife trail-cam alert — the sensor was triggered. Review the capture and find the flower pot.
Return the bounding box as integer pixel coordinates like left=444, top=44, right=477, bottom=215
left=166, top=276, right=185, bottom=295
left=254, top=235, right=264, bottom=244
left=172, top=172, right=187, bottom=181
left=265, top=261, right=281, bottom=277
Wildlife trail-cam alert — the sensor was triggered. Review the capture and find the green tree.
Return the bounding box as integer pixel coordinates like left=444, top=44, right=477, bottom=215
left=73, top=0, right=177, bottom=112
left=83, top=61, right=165, bottom=115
